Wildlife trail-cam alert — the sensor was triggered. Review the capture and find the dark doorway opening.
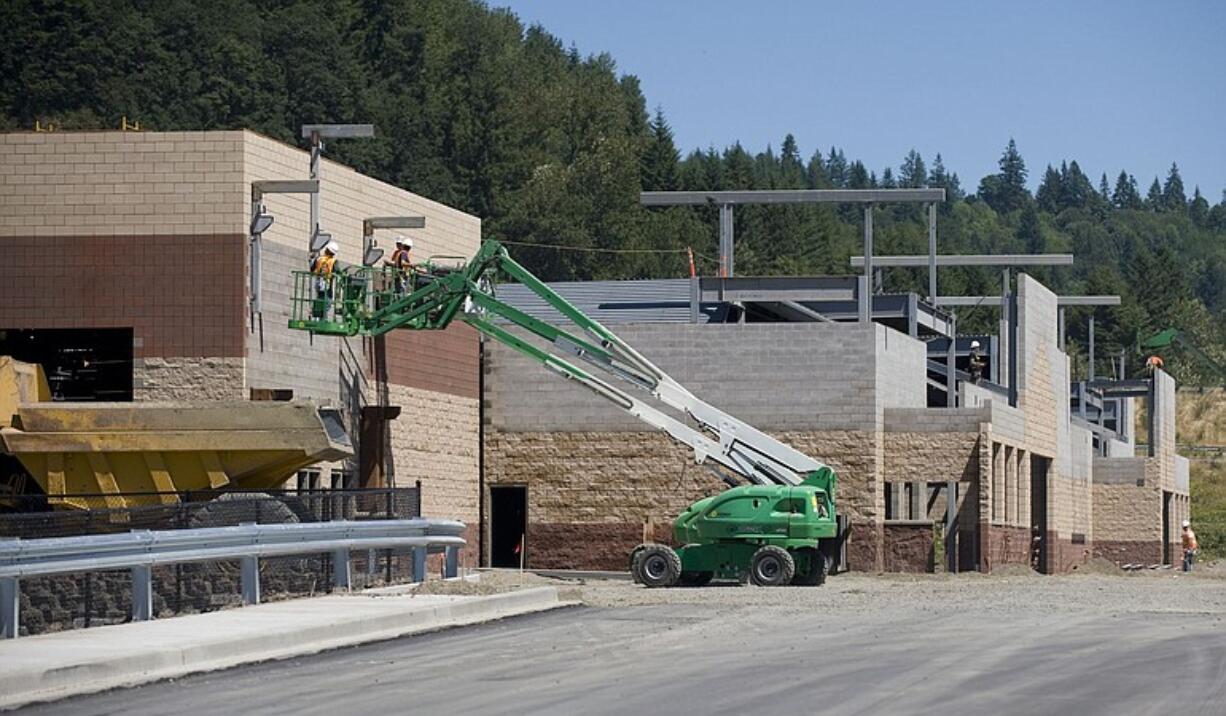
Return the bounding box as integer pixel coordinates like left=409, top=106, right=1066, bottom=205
left=1162, top=490, right=1172, bottom=565
left=358, top=405, right=401, bottom=488
left=0, top=328, right=133, bottom=401
left=1030, top=456, right=1050, bottom=573
left=490, top=485, right=527, bottom=568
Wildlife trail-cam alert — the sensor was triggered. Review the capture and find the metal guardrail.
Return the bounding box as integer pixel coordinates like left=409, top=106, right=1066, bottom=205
left=0, top=519, right=465, bottom=639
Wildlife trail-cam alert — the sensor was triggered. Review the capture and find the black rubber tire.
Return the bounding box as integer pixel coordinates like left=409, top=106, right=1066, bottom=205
left=678, top=570, right=714, bottom=587
left=634, top=544, right=682, bottom=588
left=749, top=545, right=795, bottom=587
left=790, top=547, right=829, bottom=586
left=628, top=544, right=650, bottom=583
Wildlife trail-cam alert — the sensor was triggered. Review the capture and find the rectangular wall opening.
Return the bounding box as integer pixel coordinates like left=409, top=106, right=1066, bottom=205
left=490, top=485, right=527, bottom=568
left=1030, top=456, right=1050, bottom=573
left=0, top=328, right=133, bottom=401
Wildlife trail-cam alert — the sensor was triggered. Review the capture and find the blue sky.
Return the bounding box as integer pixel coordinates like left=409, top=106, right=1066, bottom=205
left=497, top=1, right=1225, bottom=198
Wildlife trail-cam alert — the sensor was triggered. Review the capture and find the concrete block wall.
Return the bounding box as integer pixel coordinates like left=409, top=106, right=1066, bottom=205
left=484, top=320, right=928, bottom=571
left=487, top=322, right=922, bottom=433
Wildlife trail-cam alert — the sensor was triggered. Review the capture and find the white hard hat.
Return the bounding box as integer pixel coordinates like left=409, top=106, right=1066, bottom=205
left=324, top=241, right=339, bottom=255
left=394, top=235, right=410, bottom=247
left=970, top=340, right=981, bottom=349
left=1183, top=520, right=1191, bottom=528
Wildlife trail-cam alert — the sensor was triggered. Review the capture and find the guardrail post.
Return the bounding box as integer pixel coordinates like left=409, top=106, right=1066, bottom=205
left=333, top=548, right=351, bottom=591
left=444, top=545, right=459, bottom=578
left=131, top=565, right=154, bottom=622
left=1, top=577, right=18, bottom=639
left=411, top=547, right=426, bottom=583
left=241, top=556, right=261, bottom=605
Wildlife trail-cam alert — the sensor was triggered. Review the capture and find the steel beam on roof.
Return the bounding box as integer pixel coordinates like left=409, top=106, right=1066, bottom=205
left=850, top=253, right=1074, bottom=268
left=251, top=179, right=319, bottom=196
left=640, top=188, right=945, bottom=206
left=365, top=216, right=426, bottom=230
left=300, top=124, right=376, bottom=139
left=934, top=295, right=1120, bottom=307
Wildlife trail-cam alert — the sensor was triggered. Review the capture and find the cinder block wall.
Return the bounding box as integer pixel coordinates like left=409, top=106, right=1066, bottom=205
left=483, top=321, right=927, bottom=571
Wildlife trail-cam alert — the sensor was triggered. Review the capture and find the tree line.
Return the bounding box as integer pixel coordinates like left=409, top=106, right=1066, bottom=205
left=2, top=0, right=1224, bottom=383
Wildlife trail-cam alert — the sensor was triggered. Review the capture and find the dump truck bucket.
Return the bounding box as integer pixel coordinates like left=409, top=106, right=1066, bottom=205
left=0, top=358, right=354, bottom=510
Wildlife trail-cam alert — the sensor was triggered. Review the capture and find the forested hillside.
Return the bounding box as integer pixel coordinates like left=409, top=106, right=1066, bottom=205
left=3, top=0, right=1224, bottom=384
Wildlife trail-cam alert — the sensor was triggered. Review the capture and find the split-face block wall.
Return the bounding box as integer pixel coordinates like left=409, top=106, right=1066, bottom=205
left=0, top=131, right=483, bottom=558
left=485, top=273, right=1185, bottom=573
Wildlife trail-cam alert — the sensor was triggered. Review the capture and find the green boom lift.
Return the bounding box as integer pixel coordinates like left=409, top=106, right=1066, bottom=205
left=288, top=241, right=843, bottom=587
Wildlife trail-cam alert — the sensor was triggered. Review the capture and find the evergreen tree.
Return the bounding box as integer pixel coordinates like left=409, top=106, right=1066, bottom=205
left=978, top=138, right=1029, bottom=213
left=1113, top=171, right=1142, bottom=209
left=805, top=149, right=828, bottom=188
left=1099, top=173, right=1111, bottom=202
left=825, top=147, right=848, bottom=188
left=1162, top=162, right=1186, bottom=210
left=1036, top=164, right=1062, bottom=213
left=1059, top=160, right=1094, bottom=210
left=1190, top=186, right=1210, bottom=226
left=899, top=149, right=926, bottom=188
left=880, top=167, right=897, bottom=188
left=927, top=153, right=963, bottom=200
left=641, top=107, right=679, bottom=191
left=779, top=133, right=803, bottom=188
left=1146, top=177, right=1164, bottom=211
left=847, top=160, right=870, bottom=189
left=1018, top=203, right=1044, bottom=253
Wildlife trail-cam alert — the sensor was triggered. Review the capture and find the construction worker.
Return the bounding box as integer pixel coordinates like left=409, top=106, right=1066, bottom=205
left=968, top=340, right=986, bottom=384
left=310, top=241, right=339, bottom=318
left=1182, top=519, right=1198, bottom=572
left=386, top=235, right=413, bottom=293
left=1146, top=354, right=1164, bottom=374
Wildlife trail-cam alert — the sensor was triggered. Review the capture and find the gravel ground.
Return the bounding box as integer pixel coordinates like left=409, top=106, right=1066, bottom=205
left=422, top=563, right=1226, bottom=620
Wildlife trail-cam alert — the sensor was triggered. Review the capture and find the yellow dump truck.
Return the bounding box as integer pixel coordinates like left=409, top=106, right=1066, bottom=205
left=0, top=357, right=353, bottom=510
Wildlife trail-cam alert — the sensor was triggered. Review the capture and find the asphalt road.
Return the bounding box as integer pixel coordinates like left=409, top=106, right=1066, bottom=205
left=23, top=588, right=1226, bottom=716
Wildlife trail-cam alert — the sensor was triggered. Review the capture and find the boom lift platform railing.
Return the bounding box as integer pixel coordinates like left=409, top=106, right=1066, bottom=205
left=289, top=241, right=834, bottom=493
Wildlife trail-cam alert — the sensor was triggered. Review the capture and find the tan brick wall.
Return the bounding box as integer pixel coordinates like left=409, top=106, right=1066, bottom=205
left=134, top=357, right=245, bottom=401
left=0, top=131, right=245, bottom=238
left=882, top=432, right=979, bottom=486
left=385, top=383, right=478, bottom=524
left=1093, top=483, right=1162, bottom=542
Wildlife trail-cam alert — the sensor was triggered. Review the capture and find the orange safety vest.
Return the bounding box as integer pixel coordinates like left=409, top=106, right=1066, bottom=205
left=1183, top=529, right=1198, bottom=551
left=388, top=248, right=412, bottom=270
left=312, top=254, right=336, bottom=277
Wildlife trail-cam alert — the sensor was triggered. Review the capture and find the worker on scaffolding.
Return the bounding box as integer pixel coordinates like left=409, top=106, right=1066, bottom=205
left=1182, top=519, right=1198, bottom=572
left=968, top=340, right=986, bottom=384
left=310, top=241, right=339, bottom=319
left=386, top=235, right=414, bottom=294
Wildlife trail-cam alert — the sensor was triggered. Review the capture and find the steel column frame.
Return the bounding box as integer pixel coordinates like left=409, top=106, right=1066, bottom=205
left=641, top=188, right=945, bottom=205
left=927, top=203, right=937, bottom=302
left=1059, top=307, right=1066, bottom=350
left=947, top=313, right=957, bottom=407
left=718, top=204, right=734, bottom=277
left=862, top=204, right=873, bottom=323
left=249, top=180, right=319, bottom=315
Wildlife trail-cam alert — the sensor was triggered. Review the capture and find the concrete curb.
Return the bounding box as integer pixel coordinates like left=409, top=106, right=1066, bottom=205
left=0, top=586, right=573, bottom=710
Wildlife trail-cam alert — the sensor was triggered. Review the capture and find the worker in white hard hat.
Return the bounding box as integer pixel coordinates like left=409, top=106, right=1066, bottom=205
left=386, top=235, right=414, bottom=294
left=968, top=339, right=986, bottom=384
left=310, top=241, right=340, bottom=318
left=1182, top=519, right=1198, bottom=572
